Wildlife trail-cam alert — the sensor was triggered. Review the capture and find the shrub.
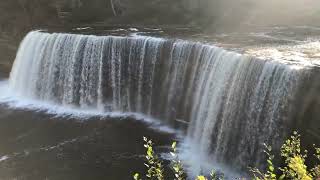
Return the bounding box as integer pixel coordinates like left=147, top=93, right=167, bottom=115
left=133, top=132, right=320, bottom=180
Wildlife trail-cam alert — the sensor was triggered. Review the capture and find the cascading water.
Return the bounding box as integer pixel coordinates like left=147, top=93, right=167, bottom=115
left=8, top=31, right=313, bottom=172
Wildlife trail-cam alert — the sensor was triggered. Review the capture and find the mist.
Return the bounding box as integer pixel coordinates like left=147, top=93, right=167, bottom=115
left=192, top=0, right=320, bottom=30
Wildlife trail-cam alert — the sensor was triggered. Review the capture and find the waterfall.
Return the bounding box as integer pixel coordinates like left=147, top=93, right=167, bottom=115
left=9, top=31, right=311, bottom=170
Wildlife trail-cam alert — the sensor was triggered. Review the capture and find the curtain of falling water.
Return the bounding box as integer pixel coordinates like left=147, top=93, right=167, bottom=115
left=9, top=31, right=309, bottom=169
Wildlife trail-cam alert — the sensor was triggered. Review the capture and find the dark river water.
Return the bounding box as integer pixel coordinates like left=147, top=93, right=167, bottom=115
left=0, top=102, right=176, bottom=180
left=0, top=69, right=179, bottom=180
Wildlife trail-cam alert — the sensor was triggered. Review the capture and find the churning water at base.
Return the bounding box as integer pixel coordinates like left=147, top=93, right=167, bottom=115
left=7, top=31, right=315, bottom=173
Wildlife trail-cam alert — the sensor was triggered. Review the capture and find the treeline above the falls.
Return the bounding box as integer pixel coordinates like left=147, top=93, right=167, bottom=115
left=0, top=0, right=320, bottom=74
left=2, top=0, right=320, bottom=35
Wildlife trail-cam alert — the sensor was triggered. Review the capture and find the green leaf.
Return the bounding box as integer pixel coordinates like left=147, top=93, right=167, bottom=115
left=133, top=173, right=139, bottom=180
left=269, top=165, right=274, bottom=172
left=173, top=166, right=179, bottom=172
left=147, top=146, right=153, bottom=157
left=172, top=142, right=177, bottom=149
left=278, top=174, right=285, bottom=180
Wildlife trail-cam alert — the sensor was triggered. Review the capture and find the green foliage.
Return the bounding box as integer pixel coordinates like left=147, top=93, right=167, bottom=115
left=170, top=141, right=186, bottom=180
left=210, top=170, right=224, bottom=180
left=251, top=131, right=320, bottom=180
left=250, top=143, right=277, bottom=180
left=134, top=173, right=141, bottom=180
left=133, top=137, right=222, bottom=180
left=143, top=137, right=164, bottom=180
left=134, top=132, right=320, bottom=180
left=279, top=131, right=312, bottom=179
left=311, top=145, right=320, bottom=177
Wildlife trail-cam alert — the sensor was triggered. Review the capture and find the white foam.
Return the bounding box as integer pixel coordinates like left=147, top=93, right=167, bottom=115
left=0, top=79, right=233, bottom=177
left=177, top=138, right=244, bottom=179
left=245, top=41, right=320, bottom=67
left=0, top=80, right=176, bottom=135
left=129, top=28, right=139, bottom=32
left=0, top=155, right=9, bottom=162
left=73, top=27, right=92, bottom=31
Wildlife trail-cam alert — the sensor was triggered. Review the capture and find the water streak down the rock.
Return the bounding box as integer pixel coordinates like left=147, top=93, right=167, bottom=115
left=9, top=31, right=310, bottom=170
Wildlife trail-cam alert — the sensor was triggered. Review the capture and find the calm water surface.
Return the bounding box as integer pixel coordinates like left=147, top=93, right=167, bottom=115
left=0, top=102, right=175, bottom=180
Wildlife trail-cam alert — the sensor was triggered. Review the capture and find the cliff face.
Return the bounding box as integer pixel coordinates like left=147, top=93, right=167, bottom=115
left=0, top=0, right=59, bottom=73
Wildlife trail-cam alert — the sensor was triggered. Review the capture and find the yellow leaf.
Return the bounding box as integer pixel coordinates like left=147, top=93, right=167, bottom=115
left=196, top=175, right=207, bottom=180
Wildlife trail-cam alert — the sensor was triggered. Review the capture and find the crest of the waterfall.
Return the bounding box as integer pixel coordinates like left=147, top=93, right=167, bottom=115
left=8, top=31, right=310, bottom=171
